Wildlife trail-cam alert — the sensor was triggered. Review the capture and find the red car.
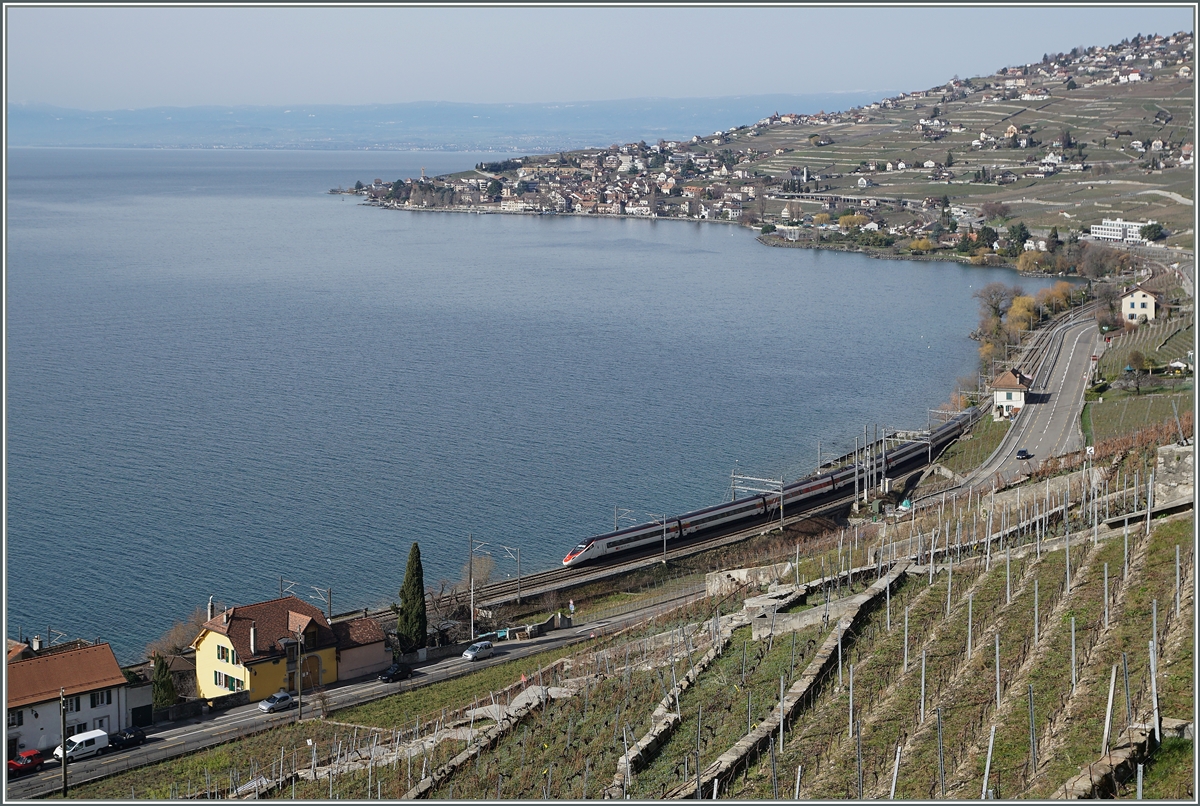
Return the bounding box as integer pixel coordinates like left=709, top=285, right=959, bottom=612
left=7, top=749, right=46, bottom=777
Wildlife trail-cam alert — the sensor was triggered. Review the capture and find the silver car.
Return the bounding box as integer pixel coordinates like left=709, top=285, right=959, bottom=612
left=258, top=691, right=294, bottom=713
left=462, top=641, right=494, bottom=661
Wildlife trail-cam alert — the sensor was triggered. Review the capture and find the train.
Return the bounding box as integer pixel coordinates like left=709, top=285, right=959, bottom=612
left=562, top=408, right=978, bottom=567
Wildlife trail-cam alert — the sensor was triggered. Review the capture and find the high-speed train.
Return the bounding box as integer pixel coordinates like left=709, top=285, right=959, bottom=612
left=562, top=408, right=977, bottom=567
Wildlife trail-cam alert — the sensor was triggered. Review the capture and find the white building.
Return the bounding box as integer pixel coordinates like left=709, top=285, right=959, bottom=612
left=7, top=643, right=130, bottom=757
left=991, top=369, right=1032, bottom=421
left=1121, top=285, right=1160, bottom=322
left=1090, top=218, right=1155, bottom=245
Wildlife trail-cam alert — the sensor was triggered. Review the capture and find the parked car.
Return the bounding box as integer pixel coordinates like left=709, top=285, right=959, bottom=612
left=1016, top=449, right=1031, bottom=460
left=7, top=749, right=46, bottom=777
left=378, top=662, right=412, bottom=682
left=107, top=726, right=147, bottom=751
left=462, top=641, right=494, bottom=662
left=53, top=729, right=109, bottom=763
left=257, top=691, right=295, bottom=713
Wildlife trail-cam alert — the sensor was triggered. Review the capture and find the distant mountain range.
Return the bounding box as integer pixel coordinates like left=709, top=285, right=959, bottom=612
left=7, top=93, right=889, bottom=152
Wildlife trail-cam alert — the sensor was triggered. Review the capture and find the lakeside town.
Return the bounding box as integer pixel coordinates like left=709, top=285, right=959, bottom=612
left=341, top=30, right=1193, bottom=265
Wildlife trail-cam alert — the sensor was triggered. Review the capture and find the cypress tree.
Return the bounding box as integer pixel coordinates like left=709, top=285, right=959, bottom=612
left=152, top=653, right=177, bottom=709
left=398, top=542, right=427, bottom=650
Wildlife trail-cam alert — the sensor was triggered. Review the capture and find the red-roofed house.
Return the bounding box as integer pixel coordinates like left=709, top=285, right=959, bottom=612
left=6, top=643, right=129, bottom=757
left=991, top=368, right=1032, bottom=420
left=7, top=638, right=34, bottom=663
left=332, top=617, right=390, bottom=680
left=191, top=596, right=339, bottom=703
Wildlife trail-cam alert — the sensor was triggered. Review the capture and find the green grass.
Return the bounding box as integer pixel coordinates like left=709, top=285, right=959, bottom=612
left=52, top=720, right=348, bottom=800
left=935, top=416, right=1011, bottom=477
left=628, top=623, right=827, bottom=798
left=1084, top=389, right=1192, bottom=444
left=427, top=666, right=673, bottom=799
left=1097, top=314, right=1194, bottom=381
left=1129, top=737, right=1195, bottom=799
left=333, top=645, right=581, bottom=731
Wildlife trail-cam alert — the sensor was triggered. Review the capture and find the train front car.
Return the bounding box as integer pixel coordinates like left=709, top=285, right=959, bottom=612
left=563, top=541, right=595, bottom=567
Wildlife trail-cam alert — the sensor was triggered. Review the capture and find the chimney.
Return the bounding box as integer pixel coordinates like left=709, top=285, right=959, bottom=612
left=223, top=607, right=230, bottom=625
left=208, top=595, right=215, bottom=621
left=249, top=622, right=257, bottom=656
left=31, top=635, right=42, bottom=651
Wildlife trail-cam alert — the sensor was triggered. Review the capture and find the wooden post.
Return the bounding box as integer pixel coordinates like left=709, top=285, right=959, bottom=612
left=1149, top=641, right=1161, bottom=744
left=1034, top=580, right=1039, bottom=645
left=903, top=606, right=909, bottom=672
left=1123, top=651, right=1132, bottom=731
left=848, top=664, right=854, bottom=737
left=1102, top=665, right=1117, bottom=756
left=967, top=593, right=974, bottom=658
left=936, top=707, right=946, bottom=796
left=981, top=725, right=997, bottom=800
left=1028, top=683, right=1037, bottom=778
left=1104, top=563, right=1110, bottom=629
left=890, top=743, right=901, bottom=800
left=920, top=650, right=926, bottom=724
left=1075, top=618, right=1084, bottom=690
left=995, top=632, right=1001, bottom=710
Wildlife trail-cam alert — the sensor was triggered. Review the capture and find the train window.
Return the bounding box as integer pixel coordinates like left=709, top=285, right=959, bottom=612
left=571, top=544, right=589, bottom=553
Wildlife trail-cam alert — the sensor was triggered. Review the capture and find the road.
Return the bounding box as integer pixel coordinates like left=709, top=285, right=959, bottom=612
left=962, top=314, right=1099, bottom=491
left=4, top=590, right=700, bottom=800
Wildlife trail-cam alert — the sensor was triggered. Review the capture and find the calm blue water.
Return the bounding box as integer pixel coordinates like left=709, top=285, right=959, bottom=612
left=6, top=148, right=1061, bottom=663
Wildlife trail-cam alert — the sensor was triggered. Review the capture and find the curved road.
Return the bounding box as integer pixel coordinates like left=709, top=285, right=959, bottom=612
left=963, top=316, right=1098, bottom=491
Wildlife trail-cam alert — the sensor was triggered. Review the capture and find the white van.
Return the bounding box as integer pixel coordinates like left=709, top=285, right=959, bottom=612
left=53, top=729, right=109, bottom=762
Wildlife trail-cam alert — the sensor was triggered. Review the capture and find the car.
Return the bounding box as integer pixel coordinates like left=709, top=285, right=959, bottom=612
left=7, top=749, right=46, bottom=777
left=378, top=662, right=412, bottom=683
left=257, top=691, right=295, bottom=713
left=1016, top=449, right=1031, bottom=460
left=53, top=729, right=109, bottom=762
left=462, top=641, right=494, bottom=662
left=107, top=727, right=147, bottom=751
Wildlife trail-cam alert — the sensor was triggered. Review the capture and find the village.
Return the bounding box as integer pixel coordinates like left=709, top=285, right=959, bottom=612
left=341, top=31, right=1192, bottom=256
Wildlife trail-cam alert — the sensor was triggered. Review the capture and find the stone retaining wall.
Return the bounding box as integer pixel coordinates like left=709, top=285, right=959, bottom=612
left=662, top=561, right=910, bottom=799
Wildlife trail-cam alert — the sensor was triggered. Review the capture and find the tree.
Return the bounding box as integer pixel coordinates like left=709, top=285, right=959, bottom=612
left=974, top=282, right=1014, bottom=321
left=145, top=605, right=214, bottom=661
left=354, top=180, right=364, bottom=191
left=980, top=201, right=1010, bottom=221
left=1066, top=78, right=1077, bottom=90
left=397, top=543, right=427, bottom=651
left=977, top=225, right=999, bottom=250
left=1007, top=222, right=1030, bottom=250
left=152, top=654, right=177, bottom=709
left=1140, top=223, right=1165, bottom=241
left=1017, top=250, right=1049, bottom=273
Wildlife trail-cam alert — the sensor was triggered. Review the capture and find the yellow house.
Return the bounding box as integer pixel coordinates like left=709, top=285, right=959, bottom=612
left=192, top=596, right=338, bottom=703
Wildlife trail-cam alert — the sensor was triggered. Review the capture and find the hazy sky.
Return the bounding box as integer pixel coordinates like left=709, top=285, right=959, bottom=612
left=6, top=5, right=1194, bottom=109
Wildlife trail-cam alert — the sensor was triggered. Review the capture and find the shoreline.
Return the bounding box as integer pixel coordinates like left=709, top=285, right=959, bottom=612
left=357, top=197, right=1078, bottom=278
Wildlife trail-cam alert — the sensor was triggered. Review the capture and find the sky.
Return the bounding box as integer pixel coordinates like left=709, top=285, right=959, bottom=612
left=5, top=5, right=1195, bottom=110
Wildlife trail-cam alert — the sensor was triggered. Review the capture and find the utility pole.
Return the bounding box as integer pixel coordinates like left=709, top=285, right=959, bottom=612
left=60, top=687, right=68, bottom=797
left=295, top=630, right=304, bottom=723
left=468, top=536, right=488, bottom=641
left=498, top=544, right=522, bottom=604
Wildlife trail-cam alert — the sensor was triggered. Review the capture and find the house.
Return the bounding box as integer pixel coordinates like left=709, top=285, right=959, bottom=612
left=331, top=617, right=390, bottom=681
left=7, top=638, right=35, bottom=663
left=191, top=596, right=339, bottom=704
left=7, top=643, right=129, bottom=758
left=1121, top=285, right=1160, bottom=322
left=991, top=369, right=1032, bottom=420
